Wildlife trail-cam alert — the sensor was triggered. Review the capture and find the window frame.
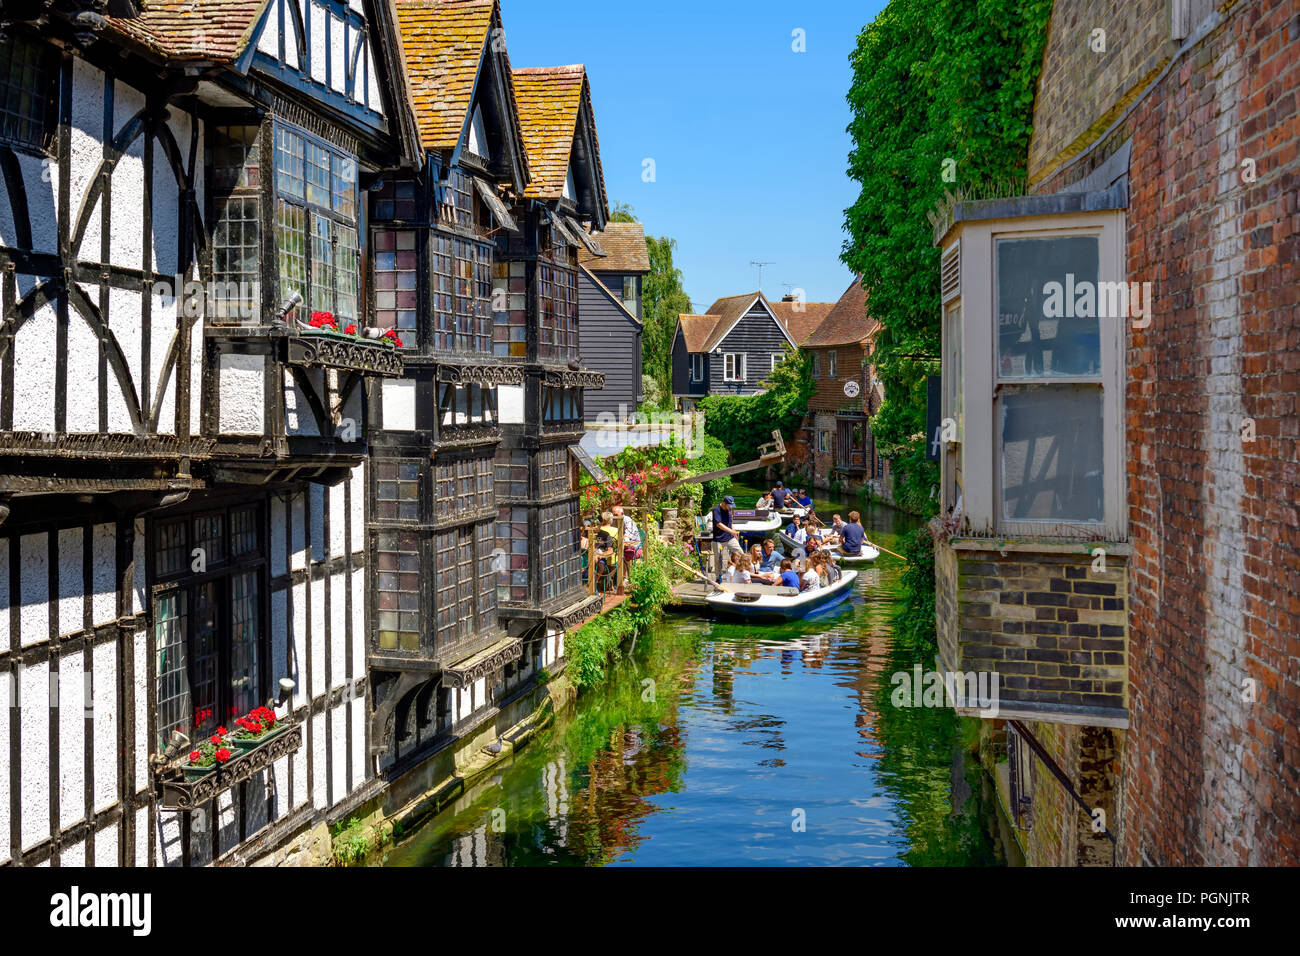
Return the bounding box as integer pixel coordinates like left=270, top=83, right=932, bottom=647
left=811, top=353, right=821, bottom=378
left=941, top=209, right=1126, bottom=539
left=690, top=353, right=705, bottom=383
left=0, top=33, right=58, bottom=156
left=722, top=352, right=746, bottom=382
left=770, top=352, right=785, bottom=374
left=829, top=351, right=838, bottom=378
left=150, top=503, right=268, bottom=756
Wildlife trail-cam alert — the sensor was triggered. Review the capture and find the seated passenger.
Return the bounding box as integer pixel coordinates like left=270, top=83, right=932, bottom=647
left=758, top=538, right=784, bottom=573
left=756, top=491, right=775, bottom=511
left=795, top=489, right=814, bottom=509
left=799, top=558, right=821, bottom=592
left=778, top=558, right=801, bottom=590
left=772, top=482, right=789, bottom=509
left=721, top=552, right=751, bottom=584
left=840, top=511, right=868, bottom=556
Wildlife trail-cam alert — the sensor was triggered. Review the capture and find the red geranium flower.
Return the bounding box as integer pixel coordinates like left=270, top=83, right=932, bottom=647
left=210, top=734, right=223, bottom=746
left=215, top=748, right=231, bottom=763
left=344, top=324, right=357, bottom=335
left=189, top=750, right=201, bottom=763
left=381, top=328, right=403, bottom=348
left=216, top=726, right=227, bottom=736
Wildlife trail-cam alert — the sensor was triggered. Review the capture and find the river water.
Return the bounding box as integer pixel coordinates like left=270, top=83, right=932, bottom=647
left=382, top=484, right=1008, bottom=867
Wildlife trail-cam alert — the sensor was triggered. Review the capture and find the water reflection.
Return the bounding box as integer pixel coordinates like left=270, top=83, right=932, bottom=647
left=384, top=487, right=1005, bottom=867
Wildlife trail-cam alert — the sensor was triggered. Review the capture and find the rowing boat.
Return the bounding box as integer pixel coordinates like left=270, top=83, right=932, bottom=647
left=835, top=544, right=880, bottom=564
left=704, top=570, right=858, bottom=621
left=731, top=514, right=781, bottom=535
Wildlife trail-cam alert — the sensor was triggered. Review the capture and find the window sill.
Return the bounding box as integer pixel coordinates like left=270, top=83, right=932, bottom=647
left=154, top=723, right=303, bottom=811
left=948, top=537, right=1132, bottom=557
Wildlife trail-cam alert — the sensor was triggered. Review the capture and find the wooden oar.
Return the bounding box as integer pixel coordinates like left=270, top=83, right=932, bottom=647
left=866, top=541, right=908, bottom=561
left=670, top=555, right=725, bottom=592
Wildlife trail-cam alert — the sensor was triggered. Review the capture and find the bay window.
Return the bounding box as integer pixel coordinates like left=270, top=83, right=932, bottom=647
left=938, top=208, right=1126, bottom=538
left=152, top=504, right=266, bottom=754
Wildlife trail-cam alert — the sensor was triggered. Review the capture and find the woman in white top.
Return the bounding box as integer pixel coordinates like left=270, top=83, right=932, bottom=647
left=799, top=559, right=821, bottom=592
left=757, top=492, right=775, bottom=511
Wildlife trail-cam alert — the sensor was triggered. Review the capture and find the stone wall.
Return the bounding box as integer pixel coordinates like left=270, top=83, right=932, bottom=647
left=936, top=542, right=1129, bottom=722
left=1029, top=0, right=1300, bottom=866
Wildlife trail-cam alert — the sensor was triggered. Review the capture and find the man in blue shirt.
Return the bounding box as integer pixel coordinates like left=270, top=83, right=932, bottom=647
left=795, top=489, right=814, bottom=509
left=771, top=482, right=788, bottom=509
left=758, top=538, right=783, bottom=573
left=840, top=510, right=867, bottom=556
left=710, top=496, right=742, bottom=574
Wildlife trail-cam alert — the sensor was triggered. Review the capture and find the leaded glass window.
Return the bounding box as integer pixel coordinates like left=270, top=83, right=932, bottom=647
left=495, top=448, right=528, bottom=500
left=376, top=531, right=421, bottom=651
left=0, top=34, right=53, bottom=152
left=375, top=459, right=421, bottom=521
left=373, top=229, right=418, bottom=342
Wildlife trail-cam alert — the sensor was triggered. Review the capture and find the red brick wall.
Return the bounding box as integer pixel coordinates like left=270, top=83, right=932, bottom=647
left=808, top=344, right=868, bottom=412
left=1037, top=0, right=1300, bottom=865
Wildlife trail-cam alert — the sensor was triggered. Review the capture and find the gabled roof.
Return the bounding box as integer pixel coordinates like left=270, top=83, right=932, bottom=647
left=677, top=314, right=721, bottom=353
left=579, top=222, right=650, bottom=273
left=395, top=0, right=498, bottom=151
left=802, top=278, right=877, bottom=348
left=696, top=292, right=797, bottom=352
left=108, top=0, right=271, bottom=62
left=512, top=66, right=584, bottom=199
left=769, top=298, right=836, bottom=345
left=580, top=266, right=642, bottom=327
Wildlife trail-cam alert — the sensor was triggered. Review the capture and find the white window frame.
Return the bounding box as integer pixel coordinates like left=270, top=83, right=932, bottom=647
left=723, top=352, right=746, bottom=382
left=770, top=352, right=786, bottom=373
left=829, top=351, right=838, bottom=378
left=941, top=209, right=1126, bottom=540
left=689, top=353, right=704, bottom=383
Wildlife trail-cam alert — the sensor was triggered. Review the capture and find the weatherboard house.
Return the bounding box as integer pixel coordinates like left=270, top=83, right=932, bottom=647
left=670, top=291, right=831, bottom=411
left=577, top=221, right=648, bottom=422
left=0, top=0, right=607, bottom=868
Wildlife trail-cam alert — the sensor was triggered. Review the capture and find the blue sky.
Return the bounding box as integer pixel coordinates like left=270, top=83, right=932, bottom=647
left=499, top=0, right=889, bottom=312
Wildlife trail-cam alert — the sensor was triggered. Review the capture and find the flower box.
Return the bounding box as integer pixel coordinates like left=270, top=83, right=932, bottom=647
left=230, top=721, right=289, bottom=751
left=156, top=721, right=303, bottom=811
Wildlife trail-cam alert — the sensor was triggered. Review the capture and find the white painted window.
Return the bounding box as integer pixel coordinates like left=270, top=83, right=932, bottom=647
left=770, top=352, right=785, bottom=373
left=690, top=354, right=705, bottom=383
left=939, top=209, right=1126, bottom=538
left=818, top=430, right=831, bottom=454
left=723, top=353, right=746, bottom=382
left=829, top=352, right=838, bottom=377
left=622, top=276, right=637, bottom=312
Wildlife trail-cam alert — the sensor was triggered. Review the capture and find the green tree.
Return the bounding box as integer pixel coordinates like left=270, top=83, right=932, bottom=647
left=609, top=201, right=636, bottom=223
left=841, top=0, right=1052, bottom=643
left=641, top=235, right=693, bottom=410
left=698, top=350, right=814, bottom=465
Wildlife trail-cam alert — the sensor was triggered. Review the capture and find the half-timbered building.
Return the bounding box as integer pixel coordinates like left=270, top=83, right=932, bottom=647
left=0, top=0, right=424, bottom=866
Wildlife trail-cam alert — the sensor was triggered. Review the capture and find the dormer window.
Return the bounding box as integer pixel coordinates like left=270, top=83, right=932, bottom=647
left=563, top=166, right=576, bottom=201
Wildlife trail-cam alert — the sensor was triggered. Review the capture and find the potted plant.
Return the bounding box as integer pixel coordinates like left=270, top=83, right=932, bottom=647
left=183, top=729, right=237, bottom=781
left=230, top=706, right=287, bottom=749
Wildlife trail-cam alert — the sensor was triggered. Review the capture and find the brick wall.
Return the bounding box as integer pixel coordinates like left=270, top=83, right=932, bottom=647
left=1033, top=0, right=1300, bottom=865
left=1027, top=0, right=1176, bottom=185
left=936, top=543, right=1129, bottom=721
left=808, top=344, right=868, bottom=412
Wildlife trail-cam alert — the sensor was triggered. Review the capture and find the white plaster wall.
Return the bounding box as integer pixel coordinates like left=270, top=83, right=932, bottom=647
left=499, top=384, right=524, bottom=424
left=132, top=518, right=147, bottom=614
left=310, top=577, right=325, bottom=699
left=95, top=821, right=117, bottom=866
left=61, top=840, right=85, bottom=867
left=365, top=42, right=380, bottom=113
left=351, top=694, right=366, bottom=790
left=12, top=302, right=57, bottom=433
left=107, top=285, right=143, bottom=434
left=285, top=0, right=301, bottom=70
left=290, top=492, right=307, bottom=571
left=284, top=372, right=322, bottom=436
left=291, top=579, right=308, bottom=709
left=329, top=567, right=345, bottom=690
left=351, top=567, right=365, bottom=679
left=381, top=378, right=416, bottom=430
left=91, top=523, right=116, bottom=626
left=271, top=751, right=290, bottom=822
left=310, top=1, right=328, bottom=85
left=109, top=80, right=146, bottom=271
left=92, top=638, right=118, bottom=812
left=331, top=700, right=347, bottom=801
left=257, top=0, right=280, bottom=57
left=247, top=769, right=269, bottom=834
left=349, top=464, right=365, bottom=554
left=271, top=496, right=288, bottom=576
left=219, top=352, right=266, bottom=434
left=58, top=653, right=84, bottom=829
left=149, top=283, right=178, bottom=435
left=20, top=660, right=50, bottom=848
left=133, top=628, right=147, bottom=793
left=310, top=484, right=326, bottom=562
left=329, top=481, right=346, bottom=559
left=65, top=313, right=101, bottom=433
left=18, top=153, right=57, bottom=255
left=217, top=789, right=238, bottom=856
left=311, top=710, right=327, bottom=810
left=135, top=806, right=148, bottom=867
left=271, top=584, right=289, bottom=698
left=291, top=725, right=309, bottom=810
left=331, top=14, right=346, bottom=94
left=20, top=533, right=48, bottom=646
left=58, top=527, right=82, bottom=636
left=69, top=58, right=105, bottom=247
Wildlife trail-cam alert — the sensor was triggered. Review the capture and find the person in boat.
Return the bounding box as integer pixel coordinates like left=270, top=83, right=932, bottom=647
left=839, top=510, right=868, bottom=557
left=747, top=542, right=781, bottom=584
left=809, top=552, right=830, bottom=589
left=795, top=488, right=814, bottom=509
left=721, top=552, right=751, bottom=585
left=756, top=490, right=775, bottom=512
left=771, top=482, right=789, bottom=510
left=799, top=557, right=821, bottom=593
left=612, top=503, right=642, bottom=566
left=785, top=514, right=808, bottom=551
left=711, top=495, right=743, bottom=572
left=758, top=538, right=784, bottom=574
left=778, top=558, right=801, bottom=590
left=829, top=514, right=846, bottom=540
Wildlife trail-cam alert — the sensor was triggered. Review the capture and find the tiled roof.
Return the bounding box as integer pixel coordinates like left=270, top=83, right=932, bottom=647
left=107, top=0, right=271, bottom=62
left=512, top=65, right=588, bottom=200
left=769, top=298, right=836, bottom=345
left=578, top=222, right=650, bottom=273
left=700, top=292, right=788, bottom=352
left=803, top=278, right=877, bottom=347
left=395, top=0, right=497, bottom=151
left=678, top=314, right=721, bottom=353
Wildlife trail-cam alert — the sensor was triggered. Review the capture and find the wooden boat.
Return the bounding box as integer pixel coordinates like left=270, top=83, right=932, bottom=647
left=704, top=570, right=858, bottom=621
left=776, top=529, right=805, bottom=552
left=729, top=509, right=782, bottom=537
